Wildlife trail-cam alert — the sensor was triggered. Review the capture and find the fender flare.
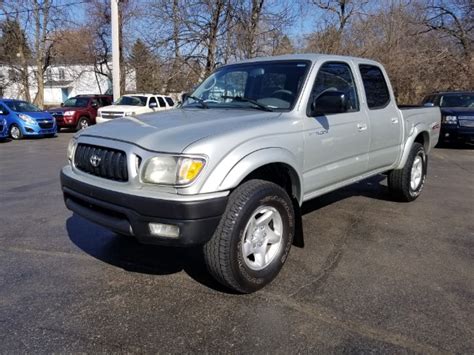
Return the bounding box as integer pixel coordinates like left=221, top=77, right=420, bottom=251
left=395, top=123, right=430, bottom=170
left=208, top=147, right=303, bottom=203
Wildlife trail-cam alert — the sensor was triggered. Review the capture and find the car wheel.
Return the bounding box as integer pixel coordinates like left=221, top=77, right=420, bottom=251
left=76, top=117, right=90, bottom=131
left=388, top=142, right=427, bottom=202
left=203, top=179, right=295, bottom=293
left=9, top=124, right=23, bottom=140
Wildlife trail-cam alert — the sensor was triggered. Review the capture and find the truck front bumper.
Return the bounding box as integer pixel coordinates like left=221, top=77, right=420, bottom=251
left=440, top=124, right=474, bottom=142
left=60, top=171, right=227, bottom=246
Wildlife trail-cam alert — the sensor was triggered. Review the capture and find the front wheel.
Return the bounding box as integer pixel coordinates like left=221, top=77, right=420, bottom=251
left=388, top=142, right=427, bottom=202
left=203, top=179, right=295, bottom=293
left=9, top=124, right=23, bottom=140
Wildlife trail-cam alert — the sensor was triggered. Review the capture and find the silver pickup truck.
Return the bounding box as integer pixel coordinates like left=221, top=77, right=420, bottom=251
left=61, top=54, right=440, bottom=293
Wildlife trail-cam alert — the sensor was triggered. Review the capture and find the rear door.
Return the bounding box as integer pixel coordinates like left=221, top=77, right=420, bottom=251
left=358, top=64, right=402, bottom=171
left=303, top=61, right=369, bottom=194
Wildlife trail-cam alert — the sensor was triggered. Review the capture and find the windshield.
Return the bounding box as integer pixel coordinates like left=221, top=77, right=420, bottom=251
left=114, top=96, right=147, bottom=106
left=63, top=97, right=89, bottom=107
left=440, top=94, right=474, bottom=108
left=5, top=101, right=41, bottom=112
left=182, top=61, right=310, bottom=111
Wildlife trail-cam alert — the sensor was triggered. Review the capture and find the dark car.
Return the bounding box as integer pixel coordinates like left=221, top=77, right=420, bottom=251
left=48, top=95, right=113, bottom=132
left=422, top=91, right=474, bottom=144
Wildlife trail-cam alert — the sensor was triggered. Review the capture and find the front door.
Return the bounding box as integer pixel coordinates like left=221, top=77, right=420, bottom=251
left=303, top=61, right=370, bottom=196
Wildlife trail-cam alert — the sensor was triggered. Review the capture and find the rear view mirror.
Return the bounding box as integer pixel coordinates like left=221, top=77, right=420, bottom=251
left=310, top=91, right=348, bottom=116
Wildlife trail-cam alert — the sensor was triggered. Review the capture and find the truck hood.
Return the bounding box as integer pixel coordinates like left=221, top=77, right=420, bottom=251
left=79, top=108, right=282, bottom=153
left=440, top=107, right=474, bottom=117
left=99, top=105, right=144, bottom=112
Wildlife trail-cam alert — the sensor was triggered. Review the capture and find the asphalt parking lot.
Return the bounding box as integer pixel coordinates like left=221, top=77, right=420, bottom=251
left=0, top=132, right=473, bottom=352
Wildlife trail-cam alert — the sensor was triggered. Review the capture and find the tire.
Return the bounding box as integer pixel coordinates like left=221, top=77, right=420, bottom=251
left=76, top=117, right=90, bottom=131
left=388, top=142, right=427, bottom=202
left=204, top=179, right=295, bottom=293
left=9, top=124, right=23, bottom=140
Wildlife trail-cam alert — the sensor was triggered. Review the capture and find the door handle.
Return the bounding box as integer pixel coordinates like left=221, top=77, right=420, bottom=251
left=357, top=123, right=368, bottom=131
left=391, top=117, right=399, bottom=124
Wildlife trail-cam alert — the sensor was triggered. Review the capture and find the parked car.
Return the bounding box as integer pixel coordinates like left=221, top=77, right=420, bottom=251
left=61, top=54, right=440, bottom=293
left=48, top=95, right=113, bottom=132
left=422, top=91, right=474, bottom=144
left=0, top=117, right=8, bottom=140
left=0, top=99, right=56, bottom=140
left=96, top=94, right=175, bottom=123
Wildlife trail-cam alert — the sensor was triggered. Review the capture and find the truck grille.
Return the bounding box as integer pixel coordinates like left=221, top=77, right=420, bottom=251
left=38, top=121, right=54, bottom=129
left=101, top=111, right=124, bottom=119
left=74, top=143, right=128, bottom=182
left=459, top=118, right=474, bottom=128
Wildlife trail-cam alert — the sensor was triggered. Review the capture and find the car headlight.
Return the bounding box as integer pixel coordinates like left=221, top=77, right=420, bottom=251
left=443, top=115, right=457, bottom=124
left=67, top=138, right=77, bottom=162
left=142, top=156, right=206, bottom=185
left=124, top=112, right=135, bottom=116
left=64, top=111, right=75, bottom=116
left=18, top=113, right=36, bottom=125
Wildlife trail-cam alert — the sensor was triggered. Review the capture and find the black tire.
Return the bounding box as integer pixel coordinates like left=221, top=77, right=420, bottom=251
left=388, top=142, right=427, bottom=202
left=9, top=124, right=23, bottom=140
left=76, top=117, right=90, bottom=131
left=203, top=179, right=295, bottom=293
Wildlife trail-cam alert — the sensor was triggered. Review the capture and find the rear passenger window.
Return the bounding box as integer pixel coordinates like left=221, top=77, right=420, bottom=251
left=165, top=97, right=174, bottom=106
left=311, top=62, right=359, bottom=112
left=359, top=65, right=391, bottom=109
left=157, top=97, right=166, bottom=108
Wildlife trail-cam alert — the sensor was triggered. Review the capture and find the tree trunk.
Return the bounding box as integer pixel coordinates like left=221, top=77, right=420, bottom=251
left=204, top=0, right=225, bottom=76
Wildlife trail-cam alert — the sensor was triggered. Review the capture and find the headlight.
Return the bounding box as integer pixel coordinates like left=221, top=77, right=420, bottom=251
left=67, top=138, right=77, bottom=162
left=18, top=113, right=36, bottom=125
left=64, top=111, right=75, bottom=116
left=443, top=115, right=457, bottom=124
left=124, top=112, right=135, bottom=116
left=142, top=156, right=205, bottom=185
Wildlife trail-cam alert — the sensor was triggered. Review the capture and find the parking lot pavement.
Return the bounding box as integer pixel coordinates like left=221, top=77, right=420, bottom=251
left=0, top=133, right=473, bottom=352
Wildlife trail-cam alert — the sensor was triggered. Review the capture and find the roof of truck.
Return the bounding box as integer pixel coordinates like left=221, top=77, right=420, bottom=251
left=226, top=53, right=382, bottom=67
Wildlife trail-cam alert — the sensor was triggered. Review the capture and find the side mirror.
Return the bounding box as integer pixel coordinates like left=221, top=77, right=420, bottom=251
left=423, top=102, right=435, bottom=107
left=149, top=102, right=158, bottom=108
left=91, top=102, right=98, bottom=108
left=310, top=91, right=348, bottom=116
left=182, top=93, right=190, bottom=102
left=60, top=102, right=64, bottom=107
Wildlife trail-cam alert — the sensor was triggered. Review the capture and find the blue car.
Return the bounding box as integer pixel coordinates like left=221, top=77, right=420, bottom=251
left=0, top=99, right=57, bottom=140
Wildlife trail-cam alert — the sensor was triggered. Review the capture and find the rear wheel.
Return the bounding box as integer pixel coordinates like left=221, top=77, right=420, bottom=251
left=76, top=117, right=90, bottom=131
left=203, top=179, right=295, bottom=293
left=9, top=124, right=23, bottom=140
left=388, top=142, right=426, bottom=202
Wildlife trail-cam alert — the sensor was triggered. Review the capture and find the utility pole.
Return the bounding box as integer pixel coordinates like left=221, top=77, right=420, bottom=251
left=111, top=0, right=121, bottom=101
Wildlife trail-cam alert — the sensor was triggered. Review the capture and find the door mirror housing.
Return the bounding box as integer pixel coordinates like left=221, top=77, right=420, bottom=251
left=309, top=91, right=348, bottom=116
left=423, top=102, right=435, bottom=107
left=91, top=102, right=99, bottom=108
left=149, top=101, right=158, bottom=108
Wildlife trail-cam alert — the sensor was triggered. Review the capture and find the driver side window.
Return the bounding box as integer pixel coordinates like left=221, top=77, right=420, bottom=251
left=311, top=62, right=359, bottom=112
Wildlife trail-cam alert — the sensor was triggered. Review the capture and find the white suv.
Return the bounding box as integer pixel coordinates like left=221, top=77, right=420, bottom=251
left=96, top=94, right=175, bottom=123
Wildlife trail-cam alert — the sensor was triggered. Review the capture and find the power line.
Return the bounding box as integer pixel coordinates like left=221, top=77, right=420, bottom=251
left=0, top=0, right=90, bottom=17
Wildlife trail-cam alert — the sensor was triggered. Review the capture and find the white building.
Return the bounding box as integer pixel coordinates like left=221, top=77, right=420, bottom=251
left=0, top=63, right=136, bottom=106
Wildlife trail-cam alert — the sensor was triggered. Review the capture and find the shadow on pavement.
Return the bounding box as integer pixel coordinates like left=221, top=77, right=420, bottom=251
left=67, top=174, right=390, bottom=292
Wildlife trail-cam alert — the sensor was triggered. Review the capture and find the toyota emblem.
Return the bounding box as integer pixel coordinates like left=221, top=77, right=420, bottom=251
left=89, top=154, right=101, bottom=167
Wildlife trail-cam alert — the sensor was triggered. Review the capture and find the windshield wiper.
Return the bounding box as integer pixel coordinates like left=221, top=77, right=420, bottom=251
left=221, top=95, right=273, bottom=112
left=186, top=95, right=209, bottom=109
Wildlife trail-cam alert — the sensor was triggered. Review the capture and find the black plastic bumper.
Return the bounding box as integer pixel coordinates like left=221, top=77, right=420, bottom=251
left=60, top=171, right=227, bottom=246
left=440, top=125, right=474, bottom=142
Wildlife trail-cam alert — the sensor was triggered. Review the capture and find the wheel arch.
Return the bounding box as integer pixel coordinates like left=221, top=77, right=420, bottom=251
left=395, top=126, right=431, bottom=170
left=216, top=148, right=303, bottom=204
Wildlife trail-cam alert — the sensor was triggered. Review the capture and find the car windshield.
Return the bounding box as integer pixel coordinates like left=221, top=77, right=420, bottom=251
left=182, top=61, right=310, bottom=111
left=63, top=97, right=89, bottom=107
left=114, top=96, right=147, bottom=106
left=440, top=94, right=474, bottom=108
left=5, top=101, right=41, bottom=112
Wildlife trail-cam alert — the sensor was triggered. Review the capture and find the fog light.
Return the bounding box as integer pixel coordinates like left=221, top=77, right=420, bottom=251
left=445, top=133, right=450, bottom=137
left=148, top=223, right=180, bottom=238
